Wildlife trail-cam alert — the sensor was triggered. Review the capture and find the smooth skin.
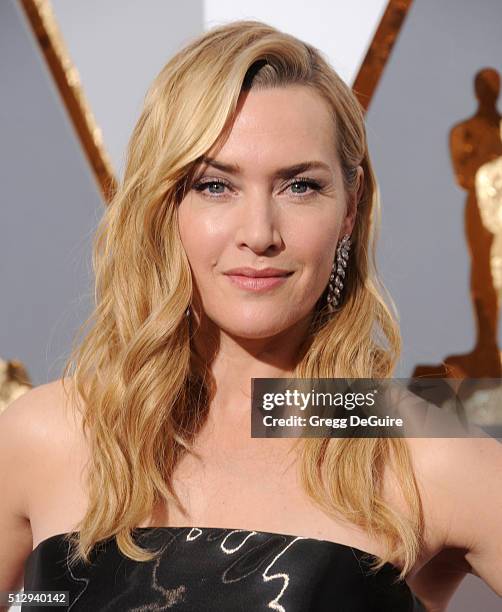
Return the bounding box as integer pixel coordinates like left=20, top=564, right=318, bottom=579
left=1, top=86, right=502, bottom=611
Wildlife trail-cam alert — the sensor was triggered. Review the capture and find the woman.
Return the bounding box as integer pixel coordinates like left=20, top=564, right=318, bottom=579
left=1, top=19, right=501, bottom=612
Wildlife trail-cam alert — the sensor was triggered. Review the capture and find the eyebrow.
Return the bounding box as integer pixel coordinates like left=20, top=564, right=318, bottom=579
left=200, top=156, right=332, bottom=179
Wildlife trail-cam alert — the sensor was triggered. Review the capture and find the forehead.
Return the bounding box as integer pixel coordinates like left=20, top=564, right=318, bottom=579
left=206, top=85, right=339, bottom=172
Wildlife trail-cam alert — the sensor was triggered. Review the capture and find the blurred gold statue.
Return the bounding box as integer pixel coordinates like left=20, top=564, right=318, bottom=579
left=413, top=67, right=502, bottom=379
left=0, top=357, right=32, bottom=414
left=475, top=119, right=502, bottom=296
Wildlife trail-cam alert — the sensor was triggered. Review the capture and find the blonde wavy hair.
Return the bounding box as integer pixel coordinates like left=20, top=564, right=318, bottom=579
left=61, top=19, right=423, bottom=581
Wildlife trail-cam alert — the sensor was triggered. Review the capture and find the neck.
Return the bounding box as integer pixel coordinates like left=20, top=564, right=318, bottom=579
left=192, top=311, right=314, bottom=420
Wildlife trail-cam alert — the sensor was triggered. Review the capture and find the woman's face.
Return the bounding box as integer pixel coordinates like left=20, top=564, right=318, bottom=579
left=178, top=85, right=359, bottom=339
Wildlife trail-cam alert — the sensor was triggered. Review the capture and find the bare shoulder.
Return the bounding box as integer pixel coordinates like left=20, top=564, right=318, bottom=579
left=0, top=378, right=83, bottom=505
left=2, top=378, right=86, bottom=492
left=0, top=378, right=86, bottom=489
left=1, top=378, right=79, bottom=433
left=403, top=433, right=502, bottom=599
left=0, top=378, right=80, bottom=593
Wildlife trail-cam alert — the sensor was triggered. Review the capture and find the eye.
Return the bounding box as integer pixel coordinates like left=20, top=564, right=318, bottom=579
left=192, top=178, right=232, bottom=198
left=191, top=176, right=324, bottom=200
left=286, top=177, right=323, bottom=198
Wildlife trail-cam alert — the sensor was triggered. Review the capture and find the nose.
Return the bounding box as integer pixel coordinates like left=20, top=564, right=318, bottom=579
left=234, top=189, right=283, bottom=254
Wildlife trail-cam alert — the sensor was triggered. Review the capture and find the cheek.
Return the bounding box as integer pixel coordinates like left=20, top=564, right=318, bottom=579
left=305, top=247, right=335, bottom=294
left=294, top=227, right=337, bottom=277
left=178, top=210, right=224, bottom=277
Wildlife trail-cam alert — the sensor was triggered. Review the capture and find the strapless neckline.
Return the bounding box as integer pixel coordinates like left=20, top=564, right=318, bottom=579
left=24, top=525, right=426, bottom=611
left=29, top=525, right=404, bottom=574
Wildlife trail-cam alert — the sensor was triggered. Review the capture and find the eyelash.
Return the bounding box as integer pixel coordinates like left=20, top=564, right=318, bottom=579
left=192, top=176, right=324, bottom=199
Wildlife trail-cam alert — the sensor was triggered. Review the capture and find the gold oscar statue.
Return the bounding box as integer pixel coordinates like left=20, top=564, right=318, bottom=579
left=413, top=68, right=502, bottom=380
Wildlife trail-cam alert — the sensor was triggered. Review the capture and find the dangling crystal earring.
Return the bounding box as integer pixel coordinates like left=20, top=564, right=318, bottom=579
left=327, top=234, right=351, bottom=313
left=185, top=306, right=191, bottom=318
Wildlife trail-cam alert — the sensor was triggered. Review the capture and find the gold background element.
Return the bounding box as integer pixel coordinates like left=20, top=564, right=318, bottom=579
left=19, top=0, right=117, bottom=202
left=0, top=358, right=32, bottom=414
left=352, top=0, right=413, bottom=112
left=476, top=123, right=502, bottom=297
left=414, top=69, right=502, bottom=379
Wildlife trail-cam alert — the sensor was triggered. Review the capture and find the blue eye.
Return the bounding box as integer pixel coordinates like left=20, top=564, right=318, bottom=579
left=288, top=178, right=323, bottom=196
left=193, top=178, right=230, bottom=197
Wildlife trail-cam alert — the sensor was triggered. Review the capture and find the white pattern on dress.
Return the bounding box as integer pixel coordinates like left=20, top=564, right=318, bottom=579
left=65, top=540, right=90, bottom=611
left=262, top=536, right=307, bottom=612
left=220, top=529, right=262, bottom=554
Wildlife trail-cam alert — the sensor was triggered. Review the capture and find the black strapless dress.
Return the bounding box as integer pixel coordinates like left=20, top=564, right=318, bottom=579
left=23, top=526, right=425, bottom=611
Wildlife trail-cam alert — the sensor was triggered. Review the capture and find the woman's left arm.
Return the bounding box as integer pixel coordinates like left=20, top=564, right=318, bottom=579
left=434, top=432, right=502, bottom=596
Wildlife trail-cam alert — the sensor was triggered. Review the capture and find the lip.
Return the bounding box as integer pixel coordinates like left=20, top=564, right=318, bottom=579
left=223, top=267, right=293, bottom=278
left=225, top=274, right=291, bottom=291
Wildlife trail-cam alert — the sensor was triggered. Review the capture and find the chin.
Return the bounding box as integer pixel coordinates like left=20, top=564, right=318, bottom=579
left=215, top=312, right=297, bottom=340
left=228, top=327, right=285, bottom=340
